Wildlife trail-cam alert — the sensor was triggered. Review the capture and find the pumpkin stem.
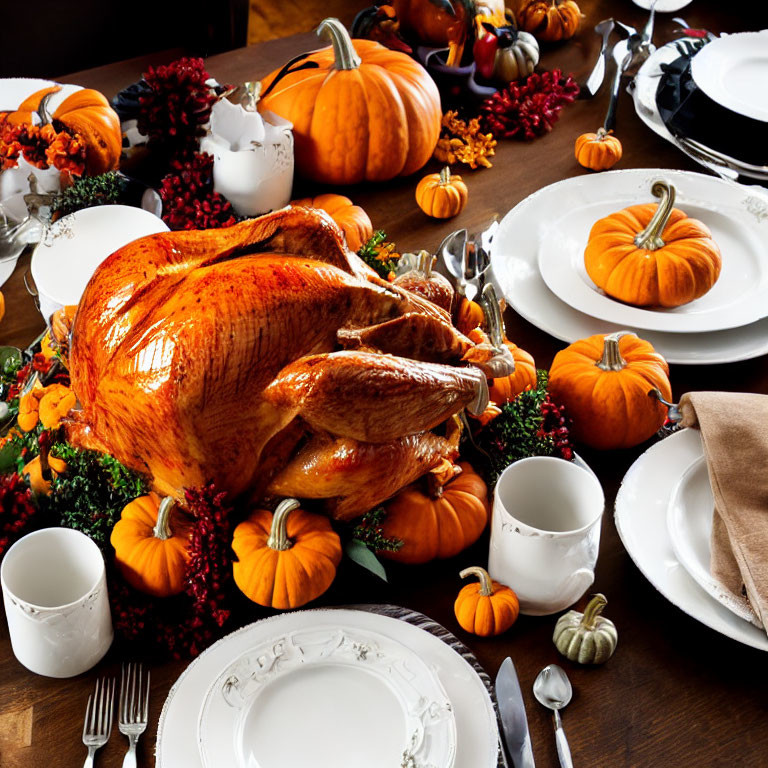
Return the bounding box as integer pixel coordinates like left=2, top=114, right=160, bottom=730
left=318, top=18, right=362, bottom=71
left=634, top=181, right=676, bottom=251
left=152, top=497, right=176, bottom=541
left=417, top=249, right=434, bottom=277
left=460, top=566, right=494, bottom=597
left=595, top=330, right=635, bottom=371
left=36, top=90, right=56, bottom=126
left=581, top=593, right=608, bottom=629
left=439, top=166, right=452, bottom=185
left=267, top=498, right=301, bottom=551
left=596, top=127, right=609, bottom=140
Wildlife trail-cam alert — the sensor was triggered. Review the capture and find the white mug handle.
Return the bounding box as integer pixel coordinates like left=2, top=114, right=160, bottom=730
left=560, top=567, right=595, bottom=609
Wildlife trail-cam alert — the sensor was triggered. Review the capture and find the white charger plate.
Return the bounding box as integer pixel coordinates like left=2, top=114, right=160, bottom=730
left=666, top=456, right=759, bottom=626
left=691, top=31, right=768, bottom=122
left=615, top=428, right=768, bottom=651
left=492, top=168, right=768, bottom=365
left=156, top=608, right=499, bottom=768
left=198, top=624, right=456, bottom=768
left=536, top=186, right=768, bottom=333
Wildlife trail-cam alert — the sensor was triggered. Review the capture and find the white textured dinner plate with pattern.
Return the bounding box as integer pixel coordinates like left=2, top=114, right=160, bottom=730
left=615, top=428, right=768, bottom=651
left=198, top=624, right=456, bottom=768
left=492, top=168, right=768, bottom=364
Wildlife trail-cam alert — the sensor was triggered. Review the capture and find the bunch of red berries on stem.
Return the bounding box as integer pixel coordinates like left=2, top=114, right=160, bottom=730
left=539, top=395, right=573, bottom=461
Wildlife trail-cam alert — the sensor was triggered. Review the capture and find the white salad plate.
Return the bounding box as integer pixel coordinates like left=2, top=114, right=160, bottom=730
left=492, top=168, right=768, bottom=365
left=198, top=624, right=456, bottom=768
left=156, top=608, right=499, bottom=768
left=666, top=456, right=759, bottom=626
left=536, top=188, right=768, bottom=333
left=690, top=31, right=768, bottom=122
left=31, top=204, right=168, bottom=323
left=615, top=428, right=768, bottom=651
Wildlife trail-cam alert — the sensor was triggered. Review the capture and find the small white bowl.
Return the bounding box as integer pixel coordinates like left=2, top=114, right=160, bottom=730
left=31, top=204, right=168, bottom=324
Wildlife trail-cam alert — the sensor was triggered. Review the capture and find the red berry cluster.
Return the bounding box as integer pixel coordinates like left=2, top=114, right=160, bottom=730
left=137, top=57, right=217, bottom=159
left=538, top=395, right=573, bottom=461
left=0, top=474, right=37, bottom=556
left=480, top=69, right=580, bottom=140
left=159, top=153, right=237, bottom=231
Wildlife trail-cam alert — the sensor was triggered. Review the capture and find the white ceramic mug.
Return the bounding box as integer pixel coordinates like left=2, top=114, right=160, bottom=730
left=1, top=527, right=113, bottom=677
left=488, top=456, right=605, bottom=616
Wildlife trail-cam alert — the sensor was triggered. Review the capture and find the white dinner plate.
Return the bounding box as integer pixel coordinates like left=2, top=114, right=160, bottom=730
left=632, top=44, right=768, bottom=183
left=156, top=608, right=499, bottom=768
left=666, top=456, right=759, bottom=625
left=198, top=624, right=456, bottom=768
left=492, top=168, right=768, bottom=365
left=537, top=187, right=768, bottom=333
left=691, top=31, right=768, bottom=122
left=615, top=428, right=768, bottom=651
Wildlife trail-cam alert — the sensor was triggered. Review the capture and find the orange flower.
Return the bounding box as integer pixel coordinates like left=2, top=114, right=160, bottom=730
left=22, top=454, right=67, bottom=496
left=17, top=384, right=76, bottom=432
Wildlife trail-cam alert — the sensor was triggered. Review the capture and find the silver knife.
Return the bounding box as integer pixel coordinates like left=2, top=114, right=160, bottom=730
left=582, top=19, right=615, bottom=97
left=496, top=657, right=536, bottom=768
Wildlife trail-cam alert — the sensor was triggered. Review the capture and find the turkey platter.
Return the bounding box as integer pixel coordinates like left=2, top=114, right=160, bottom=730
left=66, top=207, right=511, bottom=519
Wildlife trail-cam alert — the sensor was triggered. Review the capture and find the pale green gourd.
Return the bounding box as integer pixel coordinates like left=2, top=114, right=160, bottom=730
left=553, top=593, right=617, bottom=665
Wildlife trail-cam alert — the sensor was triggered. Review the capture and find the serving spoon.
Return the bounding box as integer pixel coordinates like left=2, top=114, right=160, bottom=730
left=533, top=665, right=574, bottom=768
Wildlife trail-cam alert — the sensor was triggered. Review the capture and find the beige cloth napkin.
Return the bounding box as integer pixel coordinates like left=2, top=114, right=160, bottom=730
left=680, top=391, right=768, bottom=630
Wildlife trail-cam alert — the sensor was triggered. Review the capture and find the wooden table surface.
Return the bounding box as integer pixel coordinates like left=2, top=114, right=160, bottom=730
left=2, top=2, right=768, bottom=766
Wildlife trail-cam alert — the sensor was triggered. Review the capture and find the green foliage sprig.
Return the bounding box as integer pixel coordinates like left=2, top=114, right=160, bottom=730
left=358, top=230, right=400, bottom=280
left=352, top=507, right=403, bottom=553
left=53, top=172, right=128, bottom=218
left=47, top=443, right=149, bottom=548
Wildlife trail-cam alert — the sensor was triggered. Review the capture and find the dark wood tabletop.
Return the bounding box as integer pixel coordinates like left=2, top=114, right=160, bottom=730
left=2, top=2, right=768, bottom=766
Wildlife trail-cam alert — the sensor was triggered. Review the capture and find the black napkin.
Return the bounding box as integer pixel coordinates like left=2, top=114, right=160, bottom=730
left=656, top=55, right=767, bottom=167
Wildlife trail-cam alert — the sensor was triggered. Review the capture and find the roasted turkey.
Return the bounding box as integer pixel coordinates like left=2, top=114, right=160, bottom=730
left=66, top=207, right=511, bottom=519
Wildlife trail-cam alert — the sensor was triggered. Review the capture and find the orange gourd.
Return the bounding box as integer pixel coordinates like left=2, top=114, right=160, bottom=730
left=232, top=498, right=342, bottom=609
left=393, top=0, right=474, bottom=46
left=0, top=86, right=61, bottom=125
left=455, top=297, right=484, bottom=334
left=22, top=454, right=67, bottom=496
left=378, top=461, right=489, bottom=564
left=454, top=566, right=519, bottom=636
left=548, top=331, right=672, bottom=450
left=488, top=339, right=537, bottom=404
left=575, top=128, right=622, bottom=171
left=584, top=180, right=721, bottom=308
left=110, top=494, right=191, bottom=597
left=290, top=193, right=373, bottom=251
left=17, top=383, right=76, bottom=433
left=515, top=0, right=581, bottom=42
left=416, top=167, right=468, bottom=219
left=260, top=18, right=441, bottom=185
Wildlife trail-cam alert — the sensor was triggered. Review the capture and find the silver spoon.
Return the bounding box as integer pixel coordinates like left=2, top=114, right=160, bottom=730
left=533, top=664, right=574, bottom=768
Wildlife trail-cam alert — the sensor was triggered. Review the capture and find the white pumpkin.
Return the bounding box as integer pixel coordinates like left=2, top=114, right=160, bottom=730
left=553, top=593, right=618, bottom=665
left=494, top=29, right=540, bottom=82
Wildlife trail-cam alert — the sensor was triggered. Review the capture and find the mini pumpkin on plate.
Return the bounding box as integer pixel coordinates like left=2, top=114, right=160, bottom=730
left=584, top=180, right=722, bottom=308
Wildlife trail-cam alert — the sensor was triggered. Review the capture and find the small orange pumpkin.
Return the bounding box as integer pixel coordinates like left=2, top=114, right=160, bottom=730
left=378, top=461, right=489, bottom=564
left=260, top=18, right=441, bottom=185
left=488, top=339, right=537, bottom=404
left=575, top=128, right=622, bottom=171
left=416, top=166, right=468, bottom=219
left=393, top=249, right=455, bottom=311
left=290, top=193, right=373, bottom=252
left=110, top=494, right=191, bottom=597
left=584, top=180, right=721, bottom=308
left=454, top=566, right=520, bottom=636
left=232, top=498, right=342, bottom=609
left=548, top=331, right=672, bottom=450
left=515, top=0, right=581, bottom=42
left=455, top=297, right=484, bottom=334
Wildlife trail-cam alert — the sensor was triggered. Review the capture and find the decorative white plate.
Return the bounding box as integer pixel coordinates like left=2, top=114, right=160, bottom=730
left=156, top=609, right=499, bottom=768
left=691, top=31, right=768, bottom=122
left=536, top=184, right=768, bottom=333
left=615, top=428, right=768, bottom=651
left=30, top=204, right=168, bottom=323
left=492, top=168, right=768, bottom=365
left=632, top=0, right=692, bottom=10
left=666, top=456, right=759, bottom=625
left=198, top=625, right=456, bottom=768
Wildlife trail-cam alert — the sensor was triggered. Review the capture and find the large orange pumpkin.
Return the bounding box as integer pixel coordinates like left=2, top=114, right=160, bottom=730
left=232, top=498, right=342, bottom=609
left=515, top=0, right=581, bottom=42
left=488, top=339, right=537, bottom=404
left=548, top=331, right=672, bottom=450
left=584, top=181, right=721, bottom=308
left=290, top=193, right=373, bottom=251
left=110, top=494, right=191, bottom=597
left=259, top=18, right=441, bottom=185
left=378, top=461, right=489, bottom=564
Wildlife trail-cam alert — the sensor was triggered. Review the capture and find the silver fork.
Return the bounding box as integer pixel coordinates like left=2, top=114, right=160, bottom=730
left=82, top=677, right=115, bottom=768
left=119, top=663, right=151, bottom=768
